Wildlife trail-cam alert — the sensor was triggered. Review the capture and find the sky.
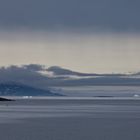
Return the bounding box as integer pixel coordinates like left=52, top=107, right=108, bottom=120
left=0, top=0, right=140, bottom=73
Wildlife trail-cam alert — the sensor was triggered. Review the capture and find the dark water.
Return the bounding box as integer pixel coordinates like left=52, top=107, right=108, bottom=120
left=0, top=98, right=140, bottom=140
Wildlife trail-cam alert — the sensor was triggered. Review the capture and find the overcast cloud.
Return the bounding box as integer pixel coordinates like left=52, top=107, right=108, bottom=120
left=0, top=0, right=139, bottom=73
left=0, top=0, right=140, bottom=32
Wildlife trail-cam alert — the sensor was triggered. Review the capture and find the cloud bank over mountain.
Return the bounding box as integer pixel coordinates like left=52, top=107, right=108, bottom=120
left=0, top=64, right=140, bottom=89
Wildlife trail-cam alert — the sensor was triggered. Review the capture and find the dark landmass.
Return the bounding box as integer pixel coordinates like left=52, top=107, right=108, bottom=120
left=0, top=97, right=13, bottom=101
left=54, top=77, right=140, bottom=87
left=93, top=96, right=114, bottom=98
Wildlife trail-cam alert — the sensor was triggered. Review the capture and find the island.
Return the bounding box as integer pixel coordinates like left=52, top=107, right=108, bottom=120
left=0, top=97, right=13, bottom=101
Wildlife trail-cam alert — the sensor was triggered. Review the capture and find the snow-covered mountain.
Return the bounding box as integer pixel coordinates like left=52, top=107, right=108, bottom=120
left=0, top=82, right=62, bottom=96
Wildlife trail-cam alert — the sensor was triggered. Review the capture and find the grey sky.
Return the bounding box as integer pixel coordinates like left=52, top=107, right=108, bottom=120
left=0, top=0, right=139, bottom=73
left=0, top=0, right=140, bottom=32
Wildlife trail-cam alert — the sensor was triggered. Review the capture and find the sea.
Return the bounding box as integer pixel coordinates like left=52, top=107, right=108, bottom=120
left=0, top=86, right=140, bottom=140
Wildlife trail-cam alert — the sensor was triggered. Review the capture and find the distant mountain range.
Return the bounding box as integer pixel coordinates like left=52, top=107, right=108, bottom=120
left=0, top=82, right=62, bottom=96
left=0, top=64, right=140, bottom=91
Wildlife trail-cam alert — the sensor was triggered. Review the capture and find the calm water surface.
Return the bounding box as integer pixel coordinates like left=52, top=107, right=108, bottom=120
left=0, top=98, right=140, bottom=140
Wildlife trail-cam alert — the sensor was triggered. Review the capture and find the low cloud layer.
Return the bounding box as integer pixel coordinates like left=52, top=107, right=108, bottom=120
left=0, top=64, right=140, bottom=88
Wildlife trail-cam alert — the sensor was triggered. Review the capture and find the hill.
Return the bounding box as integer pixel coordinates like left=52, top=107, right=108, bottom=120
left=0, top=82, right=62, bottom=96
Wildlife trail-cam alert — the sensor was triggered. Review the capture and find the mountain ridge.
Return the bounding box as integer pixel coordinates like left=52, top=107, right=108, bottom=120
left=0, top=82, right=62, bottom=96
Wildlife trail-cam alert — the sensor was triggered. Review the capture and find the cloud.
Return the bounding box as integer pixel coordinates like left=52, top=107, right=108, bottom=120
left=0, top=64, right=140, bottom=88
left=23, top=64, right=46, bottom=71
left=47, top=66, right=126, bottom=77
left=0, top=0, right=140, bottom=32
left=0, top=65, right=51, bottom=88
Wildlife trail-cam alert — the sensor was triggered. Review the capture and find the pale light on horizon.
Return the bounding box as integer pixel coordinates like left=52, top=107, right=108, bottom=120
left=0, top=31, right=140, bottom=74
